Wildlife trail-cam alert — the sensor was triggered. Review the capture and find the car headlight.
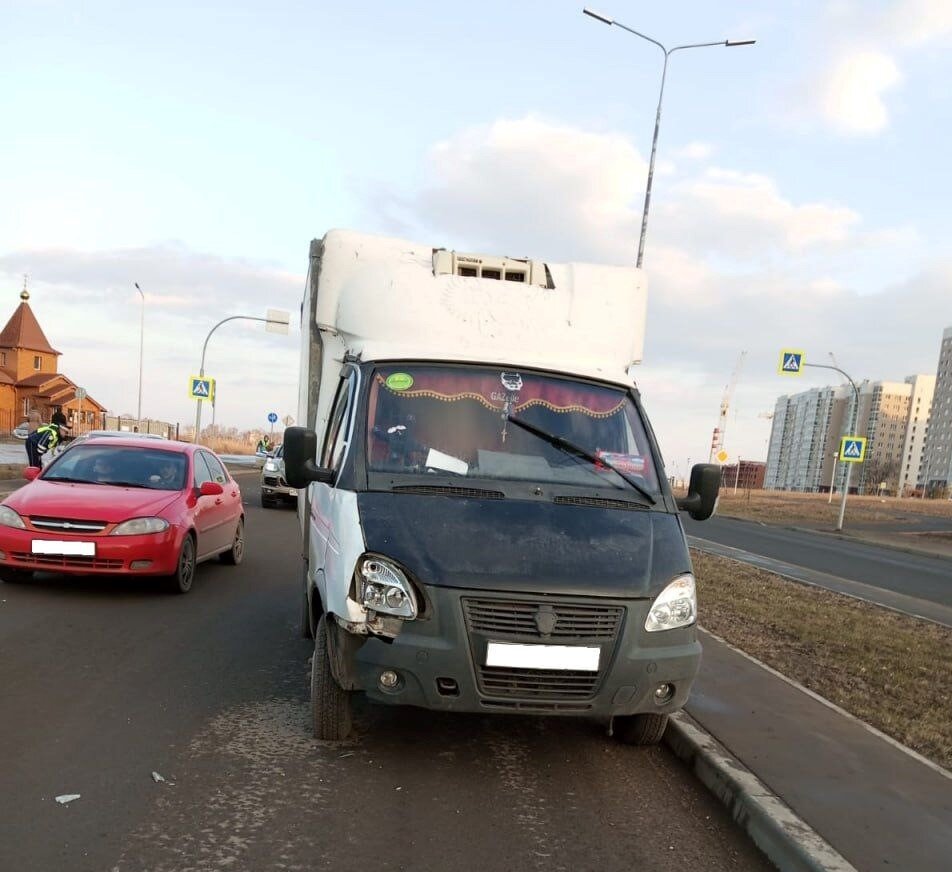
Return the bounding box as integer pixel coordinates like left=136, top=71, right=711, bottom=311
left=110, top=517, right=170, bottom=536
left=264, top=460, right=278, bottom=472
left=356, top=556, right=418, bottom=619
left=645, top=574, right=696, bottom=632
left=0, top=505, right=26, bottom=529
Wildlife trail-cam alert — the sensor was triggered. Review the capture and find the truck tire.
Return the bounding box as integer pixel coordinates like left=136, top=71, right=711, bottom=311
left=311, top=615, right=352, bottom=741
left=614, top=712, right=669, bottom=746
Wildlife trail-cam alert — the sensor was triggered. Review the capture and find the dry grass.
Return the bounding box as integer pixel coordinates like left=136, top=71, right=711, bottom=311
left=194, top=437, right=261, bottom=455
left=693, top=549, right=952, bottom=770
left=712, top=489, right=952, bottom=526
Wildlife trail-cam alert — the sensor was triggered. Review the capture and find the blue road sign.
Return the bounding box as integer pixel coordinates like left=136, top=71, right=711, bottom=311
left=839, top=436, right=867, bottom=463
left=778, top=349, right=805, bottom=375
left=268, top=412, right=278, bottom=424
left=189, top=376, right=212, bottom=399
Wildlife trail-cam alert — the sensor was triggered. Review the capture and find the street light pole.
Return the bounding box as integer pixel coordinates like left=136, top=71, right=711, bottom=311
left=133, top=283, right=145, bottom=430
left=804, top=363, right=860, bottom=531
left=827, top=452, right=838, bottom=504
left=193, top=314, right=289, bottom=445
left=582, top=8, right=755, bottom=268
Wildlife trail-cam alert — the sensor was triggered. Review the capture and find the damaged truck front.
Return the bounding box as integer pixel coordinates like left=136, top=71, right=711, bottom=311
left=285, top=230, right=719, bottom=742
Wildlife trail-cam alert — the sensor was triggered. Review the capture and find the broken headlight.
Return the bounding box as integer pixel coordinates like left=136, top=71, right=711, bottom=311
left=357, top=556, right=418, bottom=620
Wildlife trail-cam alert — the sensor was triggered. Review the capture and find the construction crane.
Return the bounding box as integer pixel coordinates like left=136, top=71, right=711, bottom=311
left=709, top=351, right=747, bottom=462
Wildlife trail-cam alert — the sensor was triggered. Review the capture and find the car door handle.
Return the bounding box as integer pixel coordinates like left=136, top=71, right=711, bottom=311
left=215, top=498, right=223, bottom=505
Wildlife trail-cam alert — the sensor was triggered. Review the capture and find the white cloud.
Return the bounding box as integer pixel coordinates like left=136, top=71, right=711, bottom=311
left=677, top=142, right=713, bottom=161
left=877, top=0, right=952, bottom=47
left=0, top=246, right=302, bottom=433
left=820, top=50, right=901, bottom=135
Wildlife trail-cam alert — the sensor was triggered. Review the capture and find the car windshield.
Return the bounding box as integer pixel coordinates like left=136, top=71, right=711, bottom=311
left=366, top=364, right=660, bottom=493
left=42, top=444, right=188, bottom=490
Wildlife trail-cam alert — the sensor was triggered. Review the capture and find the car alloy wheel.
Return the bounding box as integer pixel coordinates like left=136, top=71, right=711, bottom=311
left=170, top=535, right=196, bottom=594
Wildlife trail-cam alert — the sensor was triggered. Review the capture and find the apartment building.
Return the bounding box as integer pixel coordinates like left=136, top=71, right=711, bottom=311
left=898, top=374, right=935, bottom=495
left=766, top=379, right=928, bottom=495
left=920, top=327, right=952, bottom=493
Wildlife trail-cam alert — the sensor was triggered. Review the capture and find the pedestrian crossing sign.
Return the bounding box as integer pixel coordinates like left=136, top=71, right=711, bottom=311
left=778, top=349, right=805, bottom=375
left=839, top=436, right=866, bottom=463
left=189, top=376, right=215, bottom=401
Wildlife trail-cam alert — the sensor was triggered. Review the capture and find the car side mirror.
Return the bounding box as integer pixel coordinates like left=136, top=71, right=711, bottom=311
left=199, top=481, right=224, bottom=497
left=24, top=466, right=41, bottom=482
left=676, top=463, right=720, bottom=521
left=284, top=426, right=334, bottom=488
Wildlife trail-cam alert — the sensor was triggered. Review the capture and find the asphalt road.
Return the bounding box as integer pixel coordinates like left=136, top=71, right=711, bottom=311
left=0, top=475, right=771, bottom=872
left=684, top=514, right=952, bottom=608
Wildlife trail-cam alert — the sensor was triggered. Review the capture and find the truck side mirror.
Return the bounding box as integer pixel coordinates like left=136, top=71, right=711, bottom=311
left=283, top=426, right=335, bottom=488
left=676, top=463, right=720, bottom=521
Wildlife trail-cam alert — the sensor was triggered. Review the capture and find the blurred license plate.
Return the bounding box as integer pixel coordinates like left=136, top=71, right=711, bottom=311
left=289, top=488, right=298, bottom=497
left=486, top=642, right=599, bottom=672
left=32, top=540, right=96, bottom=556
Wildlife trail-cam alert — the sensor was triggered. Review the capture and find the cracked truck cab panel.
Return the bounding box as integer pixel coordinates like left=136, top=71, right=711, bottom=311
left=290, top=231, right=720, bottom=742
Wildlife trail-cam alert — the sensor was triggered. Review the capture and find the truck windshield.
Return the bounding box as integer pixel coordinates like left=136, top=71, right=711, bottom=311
left=366, top=364, right=660, bottom=493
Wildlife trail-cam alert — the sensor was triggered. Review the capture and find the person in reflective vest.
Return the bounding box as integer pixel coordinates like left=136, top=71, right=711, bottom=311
left=25, top=423, right=61, bottom=467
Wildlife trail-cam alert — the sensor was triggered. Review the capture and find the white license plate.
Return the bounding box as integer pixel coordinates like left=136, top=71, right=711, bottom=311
left=32, top=540, right=96, bottom=557
left=289, top=488, right=298, bottom=497
left=486, top=642, right=600, bottom=672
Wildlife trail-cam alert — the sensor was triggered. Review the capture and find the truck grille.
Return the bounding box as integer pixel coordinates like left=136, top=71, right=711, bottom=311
left=462, top=597, right=623, bottom=641
left=462, top=596, right=625, bottom=703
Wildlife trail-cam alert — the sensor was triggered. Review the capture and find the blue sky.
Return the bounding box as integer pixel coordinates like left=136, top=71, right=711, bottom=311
left=2, top=0, right=951, bottom=470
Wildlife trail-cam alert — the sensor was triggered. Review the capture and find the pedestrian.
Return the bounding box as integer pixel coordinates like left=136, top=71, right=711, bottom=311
left=25, top=422, right=61, bottom=468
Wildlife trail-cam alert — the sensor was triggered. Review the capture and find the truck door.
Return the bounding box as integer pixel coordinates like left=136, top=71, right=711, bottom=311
left=310, top=368, right=359, bottom=588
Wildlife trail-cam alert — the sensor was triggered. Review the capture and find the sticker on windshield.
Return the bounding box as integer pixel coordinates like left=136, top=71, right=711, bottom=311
left=595, top=451, right=647, bottom=476
left=500, top=372, right=523, bottom=392
left=385, top=372, right=414, bottom=391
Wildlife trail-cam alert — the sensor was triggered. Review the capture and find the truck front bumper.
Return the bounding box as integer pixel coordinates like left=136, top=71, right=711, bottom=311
left=350, top=584, right=700, bottom=718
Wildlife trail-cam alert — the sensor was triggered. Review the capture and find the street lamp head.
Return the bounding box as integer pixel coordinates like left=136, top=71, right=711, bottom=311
left=582, top=7, right=613, bottom=26
left=725, top=39, right=756, bottom=46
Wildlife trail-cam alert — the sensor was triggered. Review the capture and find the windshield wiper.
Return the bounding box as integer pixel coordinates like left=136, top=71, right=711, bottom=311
left=44, top=476, right=92, bottom=484
left=506, top=414, right=656, bottom=505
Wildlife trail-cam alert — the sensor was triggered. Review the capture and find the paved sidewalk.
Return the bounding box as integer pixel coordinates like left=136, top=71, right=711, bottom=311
left=688, top=630, right=952, bottom=872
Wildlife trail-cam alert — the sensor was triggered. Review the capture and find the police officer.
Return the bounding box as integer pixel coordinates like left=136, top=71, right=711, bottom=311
left=25, top=422, right=61, bottom=468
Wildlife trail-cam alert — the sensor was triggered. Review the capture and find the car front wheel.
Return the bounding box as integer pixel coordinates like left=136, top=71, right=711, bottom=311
left=167, top=534, right=196, bottom=594
left=0, top=568, right=33, bottom=584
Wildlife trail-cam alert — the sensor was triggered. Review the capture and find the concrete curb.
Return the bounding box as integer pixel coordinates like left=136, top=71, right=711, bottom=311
left=664, top=712, right=857, bottom=872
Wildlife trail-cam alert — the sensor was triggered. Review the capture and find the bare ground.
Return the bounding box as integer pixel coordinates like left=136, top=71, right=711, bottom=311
left=712, top=489, right=952, bottom=526
left=692, top=549, right=952, bottom=770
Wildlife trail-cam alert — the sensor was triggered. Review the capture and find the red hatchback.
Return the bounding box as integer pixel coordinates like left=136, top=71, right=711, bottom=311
left=0, top=439, right=244, bottom=593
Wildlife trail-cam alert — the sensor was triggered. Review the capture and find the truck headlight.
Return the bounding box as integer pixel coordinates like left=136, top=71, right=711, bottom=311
left=645, top=574, right=696, bottom=632
left=357, top=556, right=418, bottom=620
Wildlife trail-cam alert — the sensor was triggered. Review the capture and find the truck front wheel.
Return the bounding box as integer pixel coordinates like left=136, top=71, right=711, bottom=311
left=614, top=712, right=669, bottom=746
left=311, top=615, right=352, bottom=741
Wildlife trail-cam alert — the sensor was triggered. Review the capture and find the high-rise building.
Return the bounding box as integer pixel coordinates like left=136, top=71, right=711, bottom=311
left=920, top=327, right=952, bottom=494
left=898, top=374, right=935, bottom=495
left=766, top=378, right=931, bottom=495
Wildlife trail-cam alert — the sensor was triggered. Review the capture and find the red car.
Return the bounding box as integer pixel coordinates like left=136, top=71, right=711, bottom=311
left=0, top=438, right=244, bottom=593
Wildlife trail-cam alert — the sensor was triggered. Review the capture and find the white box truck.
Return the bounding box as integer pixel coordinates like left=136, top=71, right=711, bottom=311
left=284, top=230, right=719, bottom=742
